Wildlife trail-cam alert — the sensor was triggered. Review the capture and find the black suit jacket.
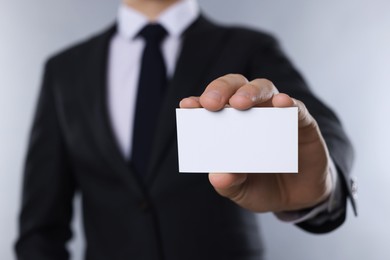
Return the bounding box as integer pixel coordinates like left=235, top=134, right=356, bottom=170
left=16, top=16, right=355, bottom=260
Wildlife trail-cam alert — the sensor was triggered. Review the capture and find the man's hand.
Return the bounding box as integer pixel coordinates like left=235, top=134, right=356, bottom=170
left=179, top=74, right=332, bottom=213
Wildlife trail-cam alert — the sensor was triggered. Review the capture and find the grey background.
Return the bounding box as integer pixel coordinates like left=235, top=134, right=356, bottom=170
left=1, top=0, right=389, bottom=259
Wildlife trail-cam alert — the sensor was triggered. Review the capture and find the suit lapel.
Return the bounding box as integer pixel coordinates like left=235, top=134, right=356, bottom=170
left=147, top=17, right=228, bottom=185
left=83, top=25, right=146, bottom=195
left=81, top=18, right=228, bottom=189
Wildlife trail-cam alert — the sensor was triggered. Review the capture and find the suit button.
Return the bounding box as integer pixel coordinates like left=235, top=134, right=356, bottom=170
left=139, top=200, right=150, bottom=212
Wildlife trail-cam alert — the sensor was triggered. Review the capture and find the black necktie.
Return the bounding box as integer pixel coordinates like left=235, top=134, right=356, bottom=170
left=131, top=24, right=168, bottom=177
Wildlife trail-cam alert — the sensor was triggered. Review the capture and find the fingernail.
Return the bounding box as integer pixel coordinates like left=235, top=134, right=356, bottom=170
left=204, top=90, right=222, bottom=102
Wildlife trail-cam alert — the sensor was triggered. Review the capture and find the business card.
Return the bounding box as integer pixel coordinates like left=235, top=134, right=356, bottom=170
left=176, top=107, right=298, bottom=173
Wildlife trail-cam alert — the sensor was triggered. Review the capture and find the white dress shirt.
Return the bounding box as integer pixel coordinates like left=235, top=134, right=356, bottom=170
left=107, top=0, right=341, bottom=224
left=108, top=0, right=199, bottom=159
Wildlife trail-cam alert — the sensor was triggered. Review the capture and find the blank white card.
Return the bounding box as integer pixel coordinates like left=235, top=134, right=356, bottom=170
left=176, top=107, right=298, bottom=173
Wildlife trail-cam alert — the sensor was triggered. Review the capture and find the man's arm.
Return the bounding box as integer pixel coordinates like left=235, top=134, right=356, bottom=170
left=245, top=34, right=355, bottom=232
left=15, top=60, right=76, bottom=259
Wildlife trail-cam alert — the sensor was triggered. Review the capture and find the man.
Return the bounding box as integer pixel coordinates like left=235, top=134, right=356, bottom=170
left=15, top=0, right=355, bottom=259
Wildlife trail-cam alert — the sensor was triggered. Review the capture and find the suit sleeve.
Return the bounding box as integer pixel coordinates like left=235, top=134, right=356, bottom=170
left=15, top=60, right=76, bottom=259
left=247, top=34, right=355, bottom=233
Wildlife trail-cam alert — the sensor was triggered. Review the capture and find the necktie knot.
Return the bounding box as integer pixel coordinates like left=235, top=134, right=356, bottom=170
left=138, top=23, right=167, bottom=44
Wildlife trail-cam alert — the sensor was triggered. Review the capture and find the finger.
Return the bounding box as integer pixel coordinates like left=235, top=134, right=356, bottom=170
left=271, top=93, right=294, bottom=107
left=229, top=78, right=279, bottom=110
left=179, top=96, right=201, bottom=108
left=272, top=94, right=321, bottom=145
left=292, top=98, right=316, bottom=129
left=272, top=94, right=316, bottom=128
left=208, top=173, right=247, bottom=197
left=199, top=74, right=248, bottom=111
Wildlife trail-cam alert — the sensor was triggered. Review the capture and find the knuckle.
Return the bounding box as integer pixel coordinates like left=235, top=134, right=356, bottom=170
left=258, top=78, right=273, bottom=85
left=225, top=73, right=248, bottom=82
left=228, top=188, right=247, bottom=205
left=208, top=77, right=230, bottom=90
left=295, top=98, right=319, bottom=130
left=295, top=98, right=305, bottom=109
left=207, top=74, right=248, bottom=92
left=251, top=78, right=278, bottom=93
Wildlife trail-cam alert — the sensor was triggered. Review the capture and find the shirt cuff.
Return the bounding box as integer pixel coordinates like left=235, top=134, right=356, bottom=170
left=274, top=157, right=342, bottom=224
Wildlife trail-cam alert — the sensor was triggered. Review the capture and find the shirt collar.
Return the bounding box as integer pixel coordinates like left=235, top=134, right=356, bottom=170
left=117, top=0, right=200, bottom=40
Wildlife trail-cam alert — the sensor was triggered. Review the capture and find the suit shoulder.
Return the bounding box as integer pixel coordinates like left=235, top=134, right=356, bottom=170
left=223, top=25, right=279, bottom=47
left=193, top=16, right=278, bottom=47
left=45, top=25, right=115, bottom=71
left=200, top=17, right=280, bottom=52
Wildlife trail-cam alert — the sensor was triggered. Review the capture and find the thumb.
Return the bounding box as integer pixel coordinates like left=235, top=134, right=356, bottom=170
left=208, top=173, right=247, bottom=199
